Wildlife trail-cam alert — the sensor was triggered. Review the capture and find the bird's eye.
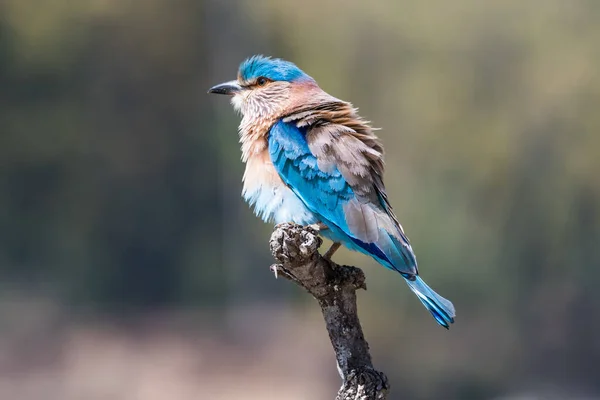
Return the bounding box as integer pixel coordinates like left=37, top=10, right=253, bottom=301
left=256, top=77, right=268, bottom=86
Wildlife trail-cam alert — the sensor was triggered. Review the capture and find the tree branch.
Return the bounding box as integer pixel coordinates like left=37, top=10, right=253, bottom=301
left=269, top=223, right=389, bottom=400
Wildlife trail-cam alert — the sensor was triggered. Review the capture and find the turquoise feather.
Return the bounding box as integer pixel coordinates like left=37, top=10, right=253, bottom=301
left=269, top=119, right=455, bottom=328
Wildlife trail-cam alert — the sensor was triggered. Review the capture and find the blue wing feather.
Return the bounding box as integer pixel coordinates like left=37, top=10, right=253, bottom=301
left=269, top=119, right=409, bottom=272
left=268, top=119, right=455, bottom=328
left=269, top=120, right=353, bottom=235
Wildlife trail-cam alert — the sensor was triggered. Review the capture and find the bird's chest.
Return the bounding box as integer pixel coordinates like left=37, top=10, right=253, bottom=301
left=242, top=149, right=317, bottom=226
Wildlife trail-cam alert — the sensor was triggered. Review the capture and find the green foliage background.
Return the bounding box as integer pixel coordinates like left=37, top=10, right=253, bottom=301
left=1, top=1, right=599, bottom=398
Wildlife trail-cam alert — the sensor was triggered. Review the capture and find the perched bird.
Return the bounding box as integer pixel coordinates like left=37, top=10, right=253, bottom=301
left=208, top=55, right=455, bottom=328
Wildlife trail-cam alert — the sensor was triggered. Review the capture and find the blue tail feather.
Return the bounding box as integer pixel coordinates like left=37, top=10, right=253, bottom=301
left=319, top=225, right=455, bottom=328
left=404, top=275, right=455, bottom=329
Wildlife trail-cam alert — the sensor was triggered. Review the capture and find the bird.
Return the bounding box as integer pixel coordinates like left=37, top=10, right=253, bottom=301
left=208, top=55, right=455, bottom=329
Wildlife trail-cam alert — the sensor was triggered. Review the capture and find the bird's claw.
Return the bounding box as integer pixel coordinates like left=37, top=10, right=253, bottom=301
left=269, top=223, right=322, bottom=264
left=270, top=263, right=302, bottom=285
left=270, top=264, right=279, bottom=279
left=308, top=222, right=328, bottom=232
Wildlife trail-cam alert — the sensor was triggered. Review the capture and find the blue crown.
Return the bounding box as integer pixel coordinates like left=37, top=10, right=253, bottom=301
left=239, top=55, right=310, bottom=83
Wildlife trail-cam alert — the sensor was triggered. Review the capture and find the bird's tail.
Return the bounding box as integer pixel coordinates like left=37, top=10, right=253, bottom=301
left=403, top=275, right=455, bottom=329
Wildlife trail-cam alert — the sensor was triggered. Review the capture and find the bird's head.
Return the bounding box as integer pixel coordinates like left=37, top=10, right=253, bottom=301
left=208, top=55, right=316, bottom=117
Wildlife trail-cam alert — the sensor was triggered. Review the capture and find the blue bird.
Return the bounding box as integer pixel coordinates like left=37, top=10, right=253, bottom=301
left=208, top=55, right=455, bottom=328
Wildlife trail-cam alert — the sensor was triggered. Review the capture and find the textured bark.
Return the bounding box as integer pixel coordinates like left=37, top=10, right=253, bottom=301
left=270, top=223, right=389, bottom=400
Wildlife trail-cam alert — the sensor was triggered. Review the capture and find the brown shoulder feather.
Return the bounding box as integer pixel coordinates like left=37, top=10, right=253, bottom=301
left=283, top=101, right=384, bottom=173
left=282, top=101, right=405, bottom=233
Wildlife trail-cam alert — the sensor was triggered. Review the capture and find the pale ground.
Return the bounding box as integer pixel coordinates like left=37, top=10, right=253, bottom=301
left=0, top=298, right=596, bottom=400
left=0, top=302, right=335, bottom=400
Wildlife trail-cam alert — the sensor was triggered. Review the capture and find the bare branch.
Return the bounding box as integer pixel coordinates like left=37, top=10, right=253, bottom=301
left=270, top=223, right=389, bottom=400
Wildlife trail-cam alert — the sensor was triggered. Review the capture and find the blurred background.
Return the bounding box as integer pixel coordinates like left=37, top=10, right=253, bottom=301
left=1, top=0, right=599, bottom=399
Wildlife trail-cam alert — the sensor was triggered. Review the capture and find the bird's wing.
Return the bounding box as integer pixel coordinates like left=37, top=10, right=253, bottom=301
left=269, top=113, right=417, bottom=276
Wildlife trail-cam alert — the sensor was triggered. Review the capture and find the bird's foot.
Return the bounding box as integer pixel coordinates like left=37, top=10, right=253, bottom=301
left=269, top=223, right=323, bottom=285
left=270, top=223, right=322, bottom=265
left=308, top=222, right=328, bottom=232
left=323, top=241, right=341, bottom=261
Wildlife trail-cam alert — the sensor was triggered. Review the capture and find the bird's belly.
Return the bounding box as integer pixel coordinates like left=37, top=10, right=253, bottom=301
left=243, top=182, right=318, bottom=225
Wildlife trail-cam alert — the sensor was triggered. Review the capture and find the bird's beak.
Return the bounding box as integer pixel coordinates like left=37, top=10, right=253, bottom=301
left=207, top=80, right=242, bottom=95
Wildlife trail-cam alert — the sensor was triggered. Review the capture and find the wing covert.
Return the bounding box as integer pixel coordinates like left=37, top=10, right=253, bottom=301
left=268, top=118, right=418, bottom=276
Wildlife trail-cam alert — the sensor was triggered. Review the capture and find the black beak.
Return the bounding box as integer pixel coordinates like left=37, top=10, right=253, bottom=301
left=207, top=80, right=242, bottom=95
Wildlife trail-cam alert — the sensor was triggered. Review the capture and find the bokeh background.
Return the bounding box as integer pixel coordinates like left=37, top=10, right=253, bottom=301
left=1, top=0, right=599, bottom=399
